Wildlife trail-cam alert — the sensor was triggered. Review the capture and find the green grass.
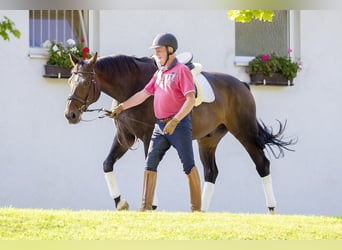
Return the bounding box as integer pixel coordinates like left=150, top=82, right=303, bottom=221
left=0, top=208, right=341, bottom=240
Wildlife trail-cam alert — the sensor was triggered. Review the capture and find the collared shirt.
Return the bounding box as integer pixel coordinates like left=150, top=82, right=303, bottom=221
left=144, top=58, right=195, bottom=119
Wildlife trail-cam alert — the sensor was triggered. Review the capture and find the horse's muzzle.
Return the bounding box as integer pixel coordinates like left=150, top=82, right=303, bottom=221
left=64, top=110, right=80, bottom=124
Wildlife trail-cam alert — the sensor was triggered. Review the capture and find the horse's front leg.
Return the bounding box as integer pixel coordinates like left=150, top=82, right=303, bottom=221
left=103, top=133, right=135, bottom=210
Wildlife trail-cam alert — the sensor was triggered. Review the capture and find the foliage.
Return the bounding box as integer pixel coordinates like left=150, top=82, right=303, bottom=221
left=1, top=208, right=342, bottom=240
left=43, top=38, right=91, bottom=68
left=0, top=16, right=21, bottom=41
left=228, top=10, right=275, bottom=23
left=247, top=50, right=301, bottom=80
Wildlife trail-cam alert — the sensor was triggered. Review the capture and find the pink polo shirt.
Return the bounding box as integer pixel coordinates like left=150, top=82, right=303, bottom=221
left=144, top=60, right=195, bottom=119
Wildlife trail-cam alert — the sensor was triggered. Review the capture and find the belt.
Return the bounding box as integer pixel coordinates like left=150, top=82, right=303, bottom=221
left=158, top=117, right=173, bottom=124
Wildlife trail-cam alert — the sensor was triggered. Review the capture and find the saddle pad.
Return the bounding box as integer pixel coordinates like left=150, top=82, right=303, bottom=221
left=177, top=52, right=193, bottom=65
left=194, top=73, right=215, bottom=106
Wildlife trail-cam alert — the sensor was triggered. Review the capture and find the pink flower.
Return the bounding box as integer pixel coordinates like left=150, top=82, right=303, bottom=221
left=287, top=48, right=293, bottom=54
left=261, top=55, right=269, bottom=61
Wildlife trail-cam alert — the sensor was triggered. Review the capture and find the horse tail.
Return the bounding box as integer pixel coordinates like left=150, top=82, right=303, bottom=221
left=256, top=120, right=297, bottom=159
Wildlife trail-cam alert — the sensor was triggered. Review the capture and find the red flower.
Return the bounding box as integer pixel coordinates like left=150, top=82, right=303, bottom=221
left=80, top=37, right=85, bottom=43
left=82, top=47, right=90, bottom=53
left=82, top=47, right=90, bottom=59
left=261, top=55, right=269, bottom=61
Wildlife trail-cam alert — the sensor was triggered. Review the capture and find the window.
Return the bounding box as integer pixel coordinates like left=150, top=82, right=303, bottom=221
left=29, top=10, right=89, bottom=56
left=235, top=10, right=290, bottom=66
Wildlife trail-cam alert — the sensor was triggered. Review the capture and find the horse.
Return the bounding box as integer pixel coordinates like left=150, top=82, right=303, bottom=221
left=64, top=52, right=295, bottom=213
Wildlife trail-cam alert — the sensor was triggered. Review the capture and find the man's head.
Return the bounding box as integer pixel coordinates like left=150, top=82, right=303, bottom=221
left=150, top=33, right=178, bottom=66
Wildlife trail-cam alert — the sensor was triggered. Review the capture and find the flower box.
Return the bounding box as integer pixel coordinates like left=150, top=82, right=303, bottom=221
left=42, top=38, right=91, bottom=79
left=250, top=73, right=293, bottom=86
left=247, top=51, right=301, bottom=87
left=43, top=64, right=72, bottom=79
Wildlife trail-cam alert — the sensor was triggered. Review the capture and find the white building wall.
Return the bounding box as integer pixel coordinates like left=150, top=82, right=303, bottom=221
left=0, top=10, right=341, bottom=216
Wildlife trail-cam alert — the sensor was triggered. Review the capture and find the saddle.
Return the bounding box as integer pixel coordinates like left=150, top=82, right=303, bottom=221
left=176, top=52, right=215, bottom=106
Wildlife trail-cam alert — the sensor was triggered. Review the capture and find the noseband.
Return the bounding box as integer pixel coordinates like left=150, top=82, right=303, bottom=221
left=68, top=70, right=96, bottom=112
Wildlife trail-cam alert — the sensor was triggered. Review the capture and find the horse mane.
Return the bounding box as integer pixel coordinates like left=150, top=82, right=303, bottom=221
left=95, top=54, right=154, bottom=77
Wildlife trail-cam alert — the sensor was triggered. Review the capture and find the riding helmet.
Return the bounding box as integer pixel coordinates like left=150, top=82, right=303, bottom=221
left=150, top=33, right=178, bottom=53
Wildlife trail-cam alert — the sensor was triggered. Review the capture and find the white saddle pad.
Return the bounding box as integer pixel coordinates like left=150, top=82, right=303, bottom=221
left=193, top=72, right=215, bottom=106
left=177, top=52, right=215, bottom=106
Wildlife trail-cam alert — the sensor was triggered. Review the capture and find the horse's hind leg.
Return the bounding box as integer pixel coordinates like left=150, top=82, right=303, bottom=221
left=237, top=136, right=276, bottom=214
left=197, top=125, right=227, bottom=211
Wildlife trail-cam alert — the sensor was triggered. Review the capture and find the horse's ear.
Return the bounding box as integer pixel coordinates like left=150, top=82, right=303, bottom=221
left=69, top=53, right=79, bottom=66
left=88, top=52, right=98, bottom=65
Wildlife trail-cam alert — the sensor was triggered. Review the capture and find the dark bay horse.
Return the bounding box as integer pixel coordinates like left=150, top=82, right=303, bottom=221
left=64, top=52, right=294, bottom=213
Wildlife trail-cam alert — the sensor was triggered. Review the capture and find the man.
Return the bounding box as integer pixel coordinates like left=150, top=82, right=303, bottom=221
left=110, top=33, right=201, bottom=212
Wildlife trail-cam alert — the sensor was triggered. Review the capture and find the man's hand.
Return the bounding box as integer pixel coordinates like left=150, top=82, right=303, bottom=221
left=110, top=104, right=124, bottom=118
left=163, top=118, right=179, bottom=135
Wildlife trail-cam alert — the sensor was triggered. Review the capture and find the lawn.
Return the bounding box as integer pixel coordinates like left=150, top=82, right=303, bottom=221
left=1, top=208, right=341, bottom=240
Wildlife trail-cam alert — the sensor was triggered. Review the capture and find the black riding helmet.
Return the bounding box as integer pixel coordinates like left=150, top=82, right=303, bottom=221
left=150, top=33, right=178, bottom=66
left=150, top=33, right=178, bottom=53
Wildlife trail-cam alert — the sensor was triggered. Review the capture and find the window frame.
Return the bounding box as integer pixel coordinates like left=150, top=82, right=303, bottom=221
left=234, top=10, right=300, bottom=66
left=28, top=10, right=90, bottom=59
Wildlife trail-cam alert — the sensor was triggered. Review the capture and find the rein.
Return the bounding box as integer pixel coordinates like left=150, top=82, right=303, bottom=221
left=83, top=109, right=154, bottom=127
left=81, top=107, right=112, bottom=122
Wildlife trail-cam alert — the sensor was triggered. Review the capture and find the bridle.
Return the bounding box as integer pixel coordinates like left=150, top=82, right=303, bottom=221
left=67, top=69, right=111, bottom=120
left=68, top=70, right=96, bottom=112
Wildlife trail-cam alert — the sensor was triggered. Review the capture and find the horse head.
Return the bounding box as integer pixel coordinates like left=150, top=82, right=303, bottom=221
left=64, top=52, right=100, bottom=124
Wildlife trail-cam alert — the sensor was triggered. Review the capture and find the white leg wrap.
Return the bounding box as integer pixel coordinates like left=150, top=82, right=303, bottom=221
left=104, top=171, right=120, bottom=199
left=152, top=186, right=158, bottom=207
left=261, top=175, right=277, bottom=208
left=201, top=182, right=215, bottom=211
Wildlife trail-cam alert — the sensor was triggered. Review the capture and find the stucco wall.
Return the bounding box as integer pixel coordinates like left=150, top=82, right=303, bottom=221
left=0, top=10, right=341, bottom=215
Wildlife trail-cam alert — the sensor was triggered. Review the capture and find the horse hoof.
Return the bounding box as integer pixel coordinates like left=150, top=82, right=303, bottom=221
left=117, top=199, right=129, bottom=210
left=268, top=207, right=276, bottom=214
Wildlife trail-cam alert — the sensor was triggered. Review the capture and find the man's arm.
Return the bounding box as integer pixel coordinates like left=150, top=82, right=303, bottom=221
left=173, top=92, right=196, bottom=121
left=121, top=90, right=151, bottom=110
left=163, top=92, right=195, bottom=135
left=110, top=90, right=151, bottom=118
